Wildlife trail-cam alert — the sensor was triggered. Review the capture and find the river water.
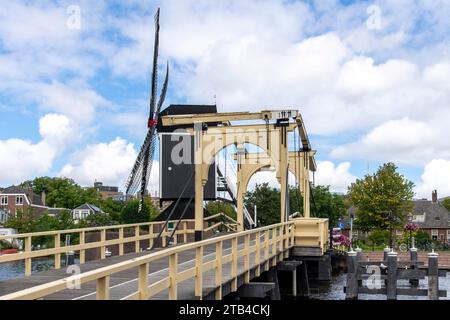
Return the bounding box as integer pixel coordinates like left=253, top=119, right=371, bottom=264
left=0, top=258, right=79, bottom=281
left=309, top=273, right=450, bottom=300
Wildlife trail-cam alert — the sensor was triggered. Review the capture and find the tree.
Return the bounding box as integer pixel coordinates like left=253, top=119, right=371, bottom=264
left=4, top=208, right=37, bottom=233
left=20, top=177, right=102, bottom=209
left=310, top=185, right=347, bottom=227
left=367, top=229, right=390, bottom=247
left=206, top=201, right=236, bottom=220
left=120, top=199, right=159, bottom=224
left=348, top=163, right=415, bottom=247
left=244, top=183, right=280, bottom=226
left=442, top=198, right=450, bottom=213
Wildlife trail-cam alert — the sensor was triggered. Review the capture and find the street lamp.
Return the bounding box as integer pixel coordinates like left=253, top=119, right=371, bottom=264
left=407, top=213, right=413, bottom=250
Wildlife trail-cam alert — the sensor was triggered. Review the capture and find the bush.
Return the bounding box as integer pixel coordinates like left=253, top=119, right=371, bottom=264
left=120, top=200, right=158, bottom=224
left=0, top=240, right=14, bottom=250
left=368, top=229, right=390, bottom=246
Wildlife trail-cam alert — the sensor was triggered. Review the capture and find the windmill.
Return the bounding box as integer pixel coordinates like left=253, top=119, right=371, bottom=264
left=125, top=7, right=169, bottom=212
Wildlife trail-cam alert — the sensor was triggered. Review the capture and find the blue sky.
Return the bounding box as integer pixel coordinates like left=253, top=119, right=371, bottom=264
left=1, top=0, right=450, bottom=199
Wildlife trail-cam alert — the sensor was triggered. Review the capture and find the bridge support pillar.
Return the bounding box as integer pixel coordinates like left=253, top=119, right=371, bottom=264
left=266, top=267, right=281, bottom=300
left=297, top=261, right=310, bottom=298
left=277, top=261, right=302, bottom=297
left=317, top=253, right=332, bottom=282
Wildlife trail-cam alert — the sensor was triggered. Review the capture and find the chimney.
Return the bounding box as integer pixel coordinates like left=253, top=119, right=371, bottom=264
left=432, top=190, right=438, bottom=203
left=41, top=191, right=46, bottom=206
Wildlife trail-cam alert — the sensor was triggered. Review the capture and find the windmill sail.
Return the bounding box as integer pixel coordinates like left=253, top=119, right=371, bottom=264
left=124, top=7, right=169, bottom=213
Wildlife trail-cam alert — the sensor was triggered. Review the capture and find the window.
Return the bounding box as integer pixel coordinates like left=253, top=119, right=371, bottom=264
left=0, top=196, right=7, bottom=205
left=432, top=229, right=439, bottom=241
left=167, top=222, right=174, bottom=231
left=81, top=210, right=90, bottom=219
left=73, top=211, right=80, bottom=219
left=15, top=196, right=23, bottom=205
left=413, top=214, right=425, bottom=223
left=447, top=230, right=450, bottom=243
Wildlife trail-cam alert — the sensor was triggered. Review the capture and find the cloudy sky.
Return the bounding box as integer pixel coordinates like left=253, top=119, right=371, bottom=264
left=1, top=0, right=449, bottom=199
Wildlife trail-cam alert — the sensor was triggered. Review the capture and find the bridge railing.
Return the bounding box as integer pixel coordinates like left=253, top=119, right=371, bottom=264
left=0, top=221, right=295, bottom=300
left=294, top=218, right=329, bottom=255
left=0, top=219, right=196, bottom=276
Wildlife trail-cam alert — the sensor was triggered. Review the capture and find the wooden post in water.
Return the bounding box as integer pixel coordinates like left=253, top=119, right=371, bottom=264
left=355, top=247, right=363, bottom=286
left=386, top=251, right=398, bottom=300
left=345, top=250, right=358, bottom=300
left=428, top=251, right=439, bottom=300
left=409, top=247, right=419, bottom=286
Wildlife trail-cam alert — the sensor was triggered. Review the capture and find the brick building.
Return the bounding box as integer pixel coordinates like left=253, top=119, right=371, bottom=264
left=0, top=186, right=67, bottom=219
left=412, top=190, right=450, bottom=243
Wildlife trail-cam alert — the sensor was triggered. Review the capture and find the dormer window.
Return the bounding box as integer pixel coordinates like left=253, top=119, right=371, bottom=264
left=413, top=214, right=425, bottom=223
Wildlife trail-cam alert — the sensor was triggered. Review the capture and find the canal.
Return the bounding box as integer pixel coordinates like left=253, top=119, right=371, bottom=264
left=307, top=273, right=450, bottom=300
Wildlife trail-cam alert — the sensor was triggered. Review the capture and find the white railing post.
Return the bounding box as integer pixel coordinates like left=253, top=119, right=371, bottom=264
left=135, top=226, right=140, bottom=253
left=25, top=236, right=32, bottom=276
left=231, top=237, right=238, bottom=291
left=195, top=246, right=203, bottom=299
left=54, top=233, right=61, bottom=269
left=169, top=253, right=178, bottom=300
left=255, top=231, right=261, bottom=277
left=80, top=231, right=86, bottom=264
left=138, top=263, right=149, bottom=300
left=215, top=241, right=223, bottom=300
left=96, top=275, right=110, bottom=300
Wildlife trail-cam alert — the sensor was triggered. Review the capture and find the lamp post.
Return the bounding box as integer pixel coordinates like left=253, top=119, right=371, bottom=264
left=350, top=213, right=354, bottom=250
left=407, top=213, right=413, bottom=250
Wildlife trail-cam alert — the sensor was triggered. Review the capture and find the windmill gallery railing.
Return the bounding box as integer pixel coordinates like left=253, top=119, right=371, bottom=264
left=0, top=221, right=295, bottom=300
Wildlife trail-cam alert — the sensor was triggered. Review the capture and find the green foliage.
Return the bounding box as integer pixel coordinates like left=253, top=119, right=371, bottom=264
left=415, top=230, right=431, bottom=247
left=244, top=183, right=346, bottom=227
left=310, top=185, right=347, bottom=227
left=20, top=177, right=102, bottom=209
left=0, top=240, right=15, bottom=250
left=4, top=208, right=36, bottom=233
left=244, top=183, right=280, bottom=226
left=348, top=163, right=415, bottom=234
left=120, top=199, right=158, bottom=224
left=207, top=201, right=236, bottom=220
left=442, top=198, right=450, bottom=213
left=94, top=197, right=125, bottom=222
left=78, top=212, right=116, bottom=228
left=367, top=229, right=390, bottom=246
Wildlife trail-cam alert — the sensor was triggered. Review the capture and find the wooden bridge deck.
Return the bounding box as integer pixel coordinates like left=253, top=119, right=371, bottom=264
left=0, top=237, right=283, bottom=300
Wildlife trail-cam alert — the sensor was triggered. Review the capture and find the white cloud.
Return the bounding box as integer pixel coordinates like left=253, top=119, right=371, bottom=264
left=415, top=159, right=450, bottom=199
left=331, top=118, right=442, bottom=166
left=314, top=161, right=357, bottom=193
left=59, top=137, right=152, bottom=190
left=0, top=114, right=73, bottom=185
